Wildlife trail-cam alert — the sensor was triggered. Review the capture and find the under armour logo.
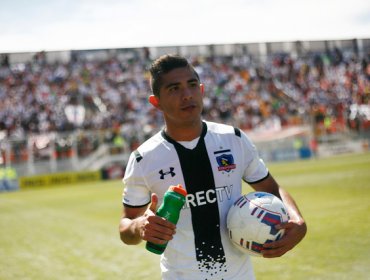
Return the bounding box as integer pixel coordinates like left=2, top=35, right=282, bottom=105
left=159, top=167, right=176, bottom=179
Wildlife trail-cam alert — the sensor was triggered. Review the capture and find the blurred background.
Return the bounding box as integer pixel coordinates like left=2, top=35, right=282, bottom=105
left=0, top=0, right=369, bottom=188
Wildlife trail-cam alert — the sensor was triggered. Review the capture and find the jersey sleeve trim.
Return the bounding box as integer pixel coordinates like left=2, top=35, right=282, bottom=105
left=234, top=127, right=241, bottom=137
left=244, top=172, right=270, bottom=184
left=134, top=150, right=143, bottom=162
left=123, top=201, right=150, bottom=208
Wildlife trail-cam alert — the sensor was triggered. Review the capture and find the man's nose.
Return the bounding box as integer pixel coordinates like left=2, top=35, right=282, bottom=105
left=182, top=87, right=193, bottom=99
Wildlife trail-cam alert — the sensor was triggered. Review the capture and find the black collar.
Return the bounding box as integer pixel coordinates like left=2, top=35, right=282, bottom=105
left=161, top=121, right=207, bottom=147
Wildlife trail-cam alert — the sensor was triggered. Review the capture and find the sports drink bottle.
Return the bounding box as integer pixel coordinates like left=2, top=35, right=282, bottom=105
left=146, top=184, right=187, bottom=254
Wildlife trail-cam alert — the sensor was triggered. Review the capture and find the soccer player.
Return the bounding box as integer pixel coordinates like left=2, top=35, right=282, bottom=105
left=119, top=54, right=307, bottom=279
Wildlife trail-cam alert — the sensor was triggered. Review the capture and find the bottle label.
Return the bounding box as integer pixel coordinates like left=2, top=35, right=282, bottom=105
left=163, top=211, right=171, bottom=220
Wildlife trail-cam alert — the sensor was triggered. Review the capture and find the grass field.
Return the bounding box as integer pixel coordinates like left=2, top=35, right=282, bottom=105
left=0, top=152, right=369, bottom=280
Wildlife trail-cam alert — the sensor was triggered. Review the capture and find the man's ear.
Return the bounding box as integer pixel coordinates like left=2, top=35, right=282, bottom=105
left=148, top=95, right=160, bottom=108
left=200, top=83, right=205, bottom=95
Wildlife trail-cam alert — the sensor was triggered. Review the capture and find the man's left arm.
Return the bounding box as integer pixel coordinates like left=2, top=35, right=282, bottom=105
left=250, top=174, right=307, bottom=258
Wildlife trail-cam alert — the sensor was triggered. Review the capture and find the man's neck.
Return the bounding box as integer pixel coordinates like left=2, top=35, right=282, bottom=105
left=164, top=120, right=203, bottom=141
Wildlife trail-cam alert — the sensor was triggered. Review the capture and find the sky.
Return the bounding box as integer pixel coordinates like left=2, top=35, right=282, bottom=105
left=0, top=0, right=369, bottom=53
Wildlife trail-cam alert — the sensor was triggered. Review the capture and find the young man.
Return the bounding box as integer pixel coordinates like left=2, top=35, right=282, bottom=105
left=119, top=54, right=307, bottom=280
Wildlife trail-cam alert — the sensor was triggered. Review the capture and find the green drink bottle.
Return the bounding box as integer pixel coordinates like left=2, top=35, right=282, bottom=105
left=146, top=184, right=187, bottom=254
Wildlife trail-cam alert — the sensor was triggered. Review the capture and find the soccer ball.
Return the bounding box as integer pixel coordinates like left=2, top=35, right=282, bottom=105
left=226, top=191, right=289, bottom=257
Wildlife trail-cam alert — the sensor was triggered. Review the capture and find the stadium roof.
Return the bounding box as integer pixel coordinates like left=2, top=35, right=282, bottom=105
left=1, top=0, right=369, bottom=53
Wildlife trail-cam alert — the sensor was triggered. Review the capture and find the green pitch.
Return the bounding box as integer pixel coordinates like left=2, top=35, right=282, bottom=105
left=0, top=152, right=369, bottom=280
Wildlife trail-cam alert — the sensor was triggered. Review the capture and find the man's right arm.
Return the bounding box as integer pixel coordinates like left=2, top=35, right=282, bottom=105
left=119, top=193, right=177, bottom=246
left=119, top=205, right=148, bottom=245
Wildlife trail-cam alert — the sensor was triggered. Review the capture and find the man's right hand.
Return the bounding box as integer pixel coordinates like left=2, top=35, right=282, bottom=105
left=139, top=193, right=177, bottom=245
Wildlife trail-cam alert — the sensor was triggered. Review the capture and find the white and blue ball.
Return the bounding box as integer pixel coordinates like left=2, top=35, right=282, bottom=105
left=227, top=191, right=289, bottom=256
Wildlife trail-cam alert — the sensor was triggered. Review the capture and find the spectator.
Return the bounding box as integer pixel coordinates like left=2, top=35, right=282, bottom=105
left=0, top=46, right=368, bottom=155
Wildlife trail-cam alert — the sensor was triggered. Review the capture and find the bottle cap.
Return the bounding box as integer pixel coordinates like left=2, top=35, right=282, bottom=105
left=169, top=184, right=187, bottom=197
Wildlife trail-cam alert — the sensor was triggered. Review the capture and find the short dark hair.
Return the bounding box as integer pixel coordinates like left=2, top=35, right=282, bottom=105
left=149, top=54, right=199, bottom=97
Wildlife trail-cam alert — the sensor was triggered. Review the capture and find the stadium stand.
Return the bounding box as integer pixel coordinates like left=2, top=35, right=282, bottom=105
left=0, top=39, right=369, bottom=176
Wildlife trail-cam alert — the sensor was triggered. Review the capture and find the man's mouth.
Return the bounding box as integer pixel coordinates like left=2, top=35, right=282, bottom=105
left=181, top=104, right=196, bottom=110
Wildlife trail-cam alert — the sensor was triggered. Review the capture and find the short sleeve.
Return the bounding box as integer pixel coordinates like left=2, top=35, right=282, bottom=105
left=122, top=152, right=151, bottom=207
left=240, top=131, right=269, bottom=183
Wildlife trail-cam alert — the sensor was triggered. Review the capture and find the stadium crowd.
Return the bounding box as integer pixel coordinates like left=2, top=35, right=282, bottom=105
left=0, top=46, right=369, bottom=155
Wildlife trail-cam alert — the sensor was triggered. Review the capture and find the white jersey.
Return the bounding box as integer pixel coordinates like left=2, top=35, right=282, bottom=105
left=122, top=121, right=269, bottom=280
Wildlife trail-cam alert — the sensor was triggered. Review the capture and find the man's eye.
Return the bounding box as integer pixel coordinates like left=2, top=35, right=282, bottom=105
left=169, top=86, right=179, bottom=92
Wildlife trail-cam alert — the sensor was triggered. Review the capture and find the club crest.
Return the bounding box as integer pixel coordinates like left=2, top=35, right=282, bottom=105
left=215, top=151, right=236, bottom=173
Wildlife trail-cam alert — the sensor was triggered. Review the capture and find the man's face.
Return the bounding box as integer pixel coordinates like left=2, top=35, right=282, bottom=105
left=156, top=66, right=203, bottom=127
